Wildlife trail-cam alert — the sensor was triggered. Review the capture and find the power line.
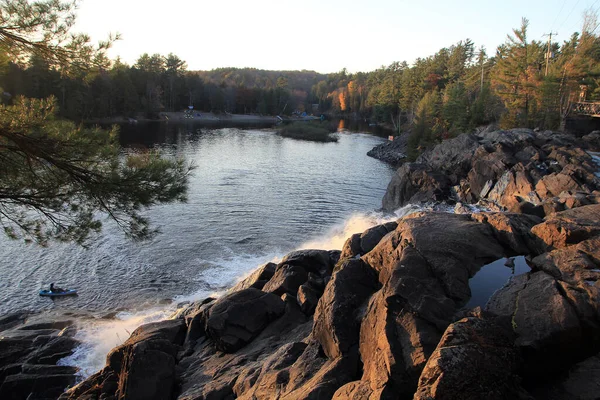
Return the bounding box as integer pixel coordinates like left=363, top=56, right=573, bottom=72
left=581, top=0, right=600, bottom=34
left=556, top=0, right=582, bottom=32
left=551, top=0, right=569, bottom=31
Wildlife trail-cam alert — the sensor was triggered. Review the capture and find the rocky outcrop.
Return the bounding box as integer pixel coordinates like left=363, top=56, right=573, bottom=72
left=63, top=203, right=600, bottom=399
left=60, top=319, right=186, bottom=400
left=367, top=134, right=409, bottom=165
left=0, top=313, right=80, bottom=400
left=413, top=313, right=528, bottom=400
left=382, top=128, right=600, bottom=213
left=206, top=288, right=285, bottom=352
left=58, top=129, right=600, bottom=399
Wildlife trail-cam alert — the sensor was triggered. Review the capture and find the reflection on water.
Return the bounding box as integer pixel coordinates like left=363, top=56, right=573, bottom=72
left=465, top=256, right=531, bottom=309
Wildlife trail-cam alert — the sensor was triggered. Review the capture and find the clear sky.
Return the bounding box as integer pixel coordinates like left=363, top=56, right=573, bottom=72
left=72, top=0, right=600, bottom=73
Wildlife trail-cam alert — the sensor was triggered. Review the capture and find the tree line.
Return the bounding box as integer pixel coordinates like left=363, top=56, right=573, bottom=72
left=1, top=12, right=599, bottom=144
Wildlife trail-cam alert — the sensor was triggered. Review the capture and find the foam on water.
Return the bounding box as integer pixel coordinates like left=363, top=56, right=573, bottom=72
left=58, top=307, right=175, bottom=377
left=299, top=204, right=425, bottom=250
left=174, top=251, right=284, bottom=304
left=56, top=201, right=486, bottom=378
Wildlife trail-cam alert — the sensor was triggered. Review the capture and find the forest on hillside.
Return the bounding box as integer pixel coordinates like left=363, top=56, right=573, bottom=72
left=1, top=13, right=599, bottom=156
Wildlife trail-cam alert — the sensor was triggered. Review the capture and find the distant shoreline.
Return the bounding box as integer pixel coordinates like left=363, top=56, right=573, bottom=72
left=84, top=111, right=321, bottom=125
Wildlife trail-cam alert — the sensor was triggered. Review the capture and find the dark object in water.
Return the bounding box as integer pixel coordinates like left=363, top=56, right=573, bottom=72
left=39, top=289, right=78, bottom=297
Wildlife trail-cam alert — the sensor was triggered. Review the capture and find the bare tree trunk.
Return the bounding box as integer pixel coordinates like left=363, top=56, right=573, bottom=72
left=390, top=112, right=398, bottom=132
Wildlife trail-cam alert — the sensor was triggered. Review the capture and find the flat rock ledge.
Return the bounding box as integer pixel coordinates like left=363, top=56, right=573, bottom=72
left=0, top=312, right=81, bottom=400
left=28, top=129, right=600, bottom=399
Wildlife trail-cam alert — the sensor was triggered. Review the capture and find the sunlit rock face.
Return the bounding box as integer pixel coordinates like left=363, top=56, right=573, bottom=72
left=53, top=130, right=600, bottom=399
left=382, top=128, right=600, bottom=214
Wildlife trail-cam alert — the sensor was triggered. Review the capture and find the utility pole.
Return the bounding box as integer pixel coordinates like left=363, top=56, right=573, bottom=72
left=543, top=32, right=558, bottom=76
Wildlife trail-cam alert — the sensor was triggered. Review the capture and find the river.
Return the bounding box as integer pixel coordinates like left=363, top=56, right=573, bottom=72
left=0, top=121, right=396, bottom=317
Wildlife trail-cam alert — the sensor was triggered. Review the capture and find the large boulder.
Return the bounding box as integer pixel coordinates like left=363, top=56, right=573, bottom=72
left=230, top=262, right=276, bottom=292
left=414, top=316, right=527, bottom=400
left=364, top=212, right=505, bottom=304
left=277, top=249, right=339, bottom=277
left=181, top=297, right=216, bottom=346
left=354, top=212, right=508, bottom=397
left=471, top=212, right=544, bottom=255
left=382, top=163, right=452, bottom=211
left=416, top=133, right=480, bottom=175
left=262, top=264, right=308, bottom=296
left=206, top=288, right=285, bottom=352
left=466, top=146, right=514, bottom=200
left=311, top=259, right=379, bottom=359
left=339, top=222, right=398, bottom=260
left=297, top=283, right=320, bottom=315
left=62, top=319, right=185, bottom=400
left=112, top=319, right=185, bottom=400
left=486, top=271, right=593, bottom=376
left=484, top=163, right=539, bottom=210
left=531, top=204, right=600, bottom=249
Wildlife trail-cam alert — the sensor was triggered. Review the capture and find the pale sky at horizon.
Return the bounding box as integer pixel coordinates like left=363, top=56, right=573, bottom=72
left=73, top=0, right=600, bottom=74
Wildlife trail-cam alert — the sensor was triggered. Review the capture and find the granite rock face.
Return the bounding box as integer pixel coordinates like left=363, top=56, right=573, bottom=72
left=382, top=128, right=600, bottom=213
left=56, top=129, right=600, bottom=399
left=0, top=313, right=80, bottom=400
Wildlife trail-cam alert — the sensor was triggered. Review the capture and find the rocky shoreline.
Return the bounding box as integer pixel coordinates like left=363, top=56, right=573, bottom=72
left=0, top=312, right=82, bottom=399
left=2, top=128, right=600, bottom=399
left=366, top=133, right=409, bottom=166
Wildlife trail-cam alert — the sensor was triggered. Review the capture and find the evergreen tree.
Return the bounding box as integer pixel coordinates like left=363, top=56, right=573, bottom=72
left=408, top=90, right=441, bottom=160
left=491, top=18, right=544, bottom=128
left=0, top=1, right=192, bottom=244
left=442, top=81, right=470, bottom=135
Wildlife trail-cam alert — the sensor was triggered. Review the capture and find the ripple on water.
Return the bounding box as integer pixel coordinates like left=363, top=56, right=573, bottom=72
left=0, top=128, right=394, bottom=315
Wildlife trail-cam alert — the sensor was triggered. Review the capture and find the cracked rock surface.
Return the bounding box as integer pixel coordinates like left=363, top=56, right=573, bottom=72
left=54, top=129, right=600, bottom=400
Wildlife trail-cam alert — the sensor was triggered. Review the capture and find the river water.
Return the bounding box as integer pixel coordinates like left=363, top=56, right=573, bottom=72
left=0, top=122, right=396, bottom=316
